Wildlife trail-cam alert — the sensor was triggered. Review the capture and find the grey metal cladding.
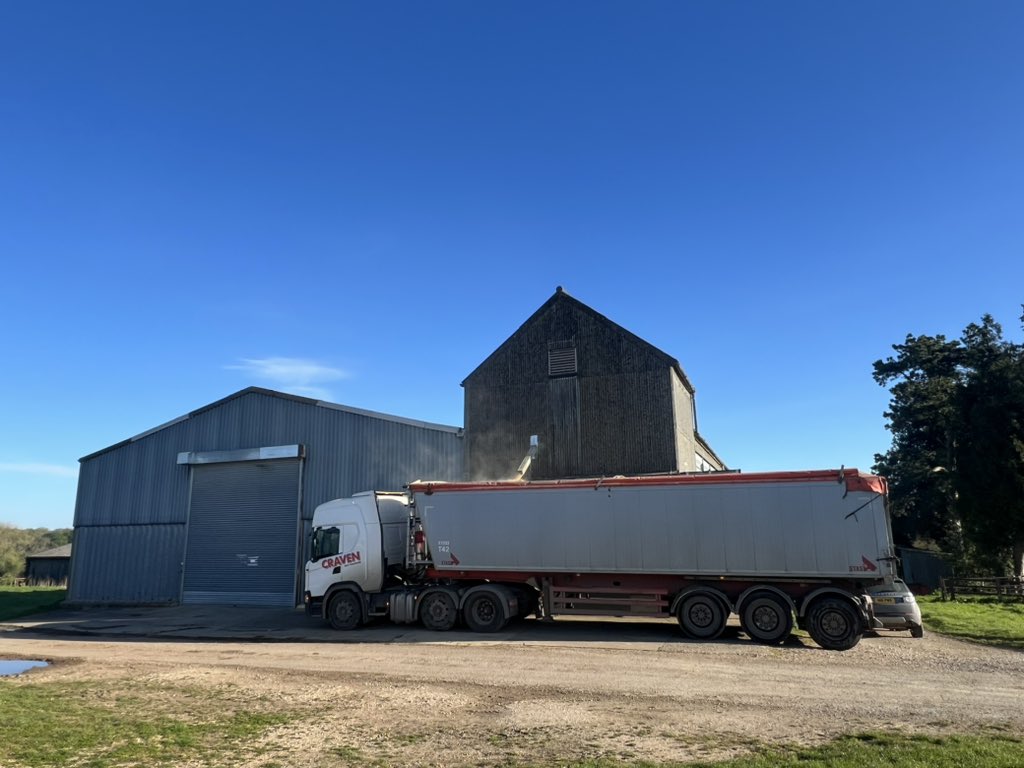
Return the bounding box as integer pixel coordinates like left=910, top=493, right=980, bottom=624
left=68, top=524, right=185, bottom=604
left=300, top=406, right=463, bottom=516
left=75, top=389, right=464, bottom=530
left=74, top=434, right=192, bottom=527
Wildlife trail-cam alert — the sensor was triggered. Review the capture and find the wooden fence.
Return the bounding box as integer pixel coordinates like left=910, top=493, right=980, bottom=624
left=940, top=576, right=1024, bottom=601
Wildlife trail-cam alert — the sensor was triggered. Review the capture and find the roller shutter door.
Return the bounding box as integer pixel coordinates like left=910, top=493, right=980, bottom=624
left=183, top=459, right=301, bottom=606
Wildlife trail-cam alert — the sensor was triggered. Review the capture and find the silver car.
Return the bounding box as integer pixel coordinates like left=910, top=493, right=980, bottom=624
left=868, top=578, right=924, bottom=637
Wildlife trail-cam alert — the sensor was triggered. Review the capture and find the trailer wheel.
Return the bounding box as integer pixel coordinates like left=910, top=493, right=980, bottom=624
left=807, top=597, right=861, bottom=651
left=419, top=591, right=457, bottom=631
left=677, top=594, right=727, bottom=640
left=740, top=593, right=792, bottom=645
left=327, top=590, right=362, bottom=631
left=463, top=590, right=508, bottom=633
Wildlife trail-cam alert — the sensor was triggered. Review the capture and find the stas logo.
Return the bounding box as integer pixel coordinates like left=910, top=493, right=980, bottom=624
left=321, top=551, right=361, bottom=569
left=849, top=556, right=878, bottom=573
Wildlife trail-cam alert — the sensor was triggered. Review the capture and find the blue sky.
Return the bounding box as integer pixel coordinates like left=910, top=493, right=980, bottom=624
left=2, top=2, right=1022, bottom=529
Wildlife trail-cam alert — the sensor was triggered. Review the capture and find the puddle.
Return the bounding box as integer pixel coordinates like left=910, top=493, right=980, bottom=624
left=0, top=660, right=49, bottom=676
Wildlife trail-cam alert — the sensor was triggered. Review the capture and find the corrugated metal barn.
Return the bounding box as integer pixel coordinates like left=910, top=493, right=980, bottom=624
left=464, top=288, right=724, bottom=480
left=70, top=388, right=462, bottom=606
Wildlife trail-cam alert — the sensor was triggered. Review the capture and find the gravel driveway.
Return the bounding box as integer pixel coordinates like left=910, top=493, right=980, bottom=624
left=2, top=617, right=1022, bottom=766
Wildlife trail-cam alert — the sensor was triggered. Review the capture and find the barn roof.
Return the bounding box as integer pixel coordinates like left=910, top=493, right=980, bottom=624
left=27, top=544, right=72, bottom=560
left=79, top=387, right=462, bottom=463
left=461, top=287, right=696, bottom=393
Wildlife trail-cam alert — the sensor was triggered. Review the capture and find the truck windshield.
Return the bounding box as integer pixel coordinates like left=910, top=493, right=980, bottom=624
left=311, top=526, right=340, bottom=561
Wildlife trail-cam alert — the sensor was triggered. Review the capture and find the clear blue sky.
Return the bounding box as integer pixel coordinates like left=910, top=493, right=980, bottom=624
left=2, top=2, right=1022, bottom=529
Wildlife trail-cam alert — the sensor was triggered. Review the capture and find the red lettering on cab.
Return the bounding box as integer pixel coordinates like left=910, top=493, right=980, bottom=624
left=321, top=551, right=362, bottom=569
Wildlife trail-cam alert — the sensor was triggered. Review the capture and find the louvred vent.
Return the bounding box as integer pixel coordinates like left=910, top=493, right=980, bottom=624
left=548, top=345, right=578, bottom=377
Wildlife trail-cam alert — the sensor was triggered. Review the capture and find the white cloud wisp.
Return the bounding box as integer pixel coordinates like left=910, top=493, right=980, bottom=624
left=226, top=357, right=350, bottom=401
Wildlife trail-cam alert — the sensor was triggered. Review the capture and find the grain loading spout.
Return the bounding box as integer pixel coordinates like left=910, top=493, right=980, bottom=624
left=514, top=435, right=539, bottom=480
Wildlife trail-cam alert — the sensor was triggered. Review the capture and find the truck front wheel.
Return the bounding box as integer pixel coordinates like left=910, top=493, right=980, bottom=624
left=807, top=597, right=861, bottom=651
left=327, top=590, right=362, bottom=631
left=463, top=590, right=508, bottom=633
left=419, top=591, right=458, bottom=631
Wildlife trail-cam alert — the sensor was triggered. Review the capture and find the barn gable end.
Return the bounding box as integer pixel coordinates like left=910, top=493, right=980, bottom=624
left=463, top=288, right=723, bottom=480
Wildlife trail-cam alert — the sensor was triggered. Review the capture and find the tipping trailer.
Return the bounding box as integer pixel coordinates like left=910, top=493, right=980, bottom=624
left=304, top=468, right=896, bottom=650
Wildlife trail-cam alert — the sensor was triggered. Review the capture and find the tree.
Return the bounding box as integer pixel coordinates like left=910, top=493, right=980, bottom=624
left=872, top=333, right=963, bottom=553
left=955, top=316, right=1024, bottom=576
left=873, top=311, right=1024, bottom=577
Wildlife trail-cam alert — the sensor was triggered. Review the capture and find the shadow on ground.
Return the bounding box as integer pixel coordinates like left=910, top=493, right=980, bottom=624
left=0, top=604, right=828, bottom=649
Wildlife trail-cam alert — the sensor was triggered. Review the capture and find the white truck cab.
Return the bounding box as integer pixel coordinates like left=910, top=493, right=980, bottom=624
left=304, top=491, right=411, bottom=623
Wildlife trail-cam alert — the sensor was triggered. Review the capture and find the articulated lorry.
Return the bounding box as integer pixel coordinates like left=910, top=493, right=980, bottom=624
left=304, top=468, right=897, bottom=650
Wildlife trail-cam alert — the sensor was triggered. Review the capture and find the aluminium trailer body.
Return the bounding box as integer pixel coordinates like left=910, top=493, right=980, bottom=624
left=409, top=468, right=895, bottom=649
left=414, top=469, right=892, bottom=580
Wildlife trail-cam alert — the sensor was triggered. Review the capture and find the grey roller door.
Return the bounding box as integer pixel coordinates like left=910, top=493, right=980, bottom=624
left=183, top=460, right=301, bottom=606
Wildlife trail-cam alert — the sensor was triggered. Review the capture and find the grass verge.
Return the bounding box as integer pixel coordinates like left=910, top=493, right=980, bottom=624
left=563, top=733, right=1024, bottom=768
left=695, top=732, right=1024, bottom=767
left=0, top=679, right=293, bottom=768
left=0, top=586, right=66, bottom=621
left=918, top=595, right=1024, bottom=650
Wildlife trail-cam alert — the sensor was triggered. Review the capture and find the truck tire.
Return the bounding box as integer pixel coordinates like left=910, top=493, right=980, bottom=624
left=327, top=590, right=362, bottom=631
left=419, top=591, right=458, bottom=631
left=807, top=597, right=861, bottom=651
left=911, top=624, right=925, bottom=639
left=677, top=594, right=727, bottom=640
left=740, top=593, right=792, bottom=645
left=463, top=590, right=508, bottom=633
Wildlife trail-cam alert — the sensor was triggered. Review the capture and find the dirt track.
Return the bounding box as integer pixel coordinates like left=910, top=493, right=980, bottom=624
left=3, top=620, right=1024, bottom=766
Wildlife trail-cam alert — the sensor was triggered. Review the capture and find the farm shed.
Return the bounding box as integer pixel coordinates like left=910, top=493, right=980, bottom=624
left=25, top=544, right=72, bottom=586
left=463, top=287, right=725, bottom=480
left=898, top=547, right=954, bottom=591
left=70, top=388, right=463, bottom=607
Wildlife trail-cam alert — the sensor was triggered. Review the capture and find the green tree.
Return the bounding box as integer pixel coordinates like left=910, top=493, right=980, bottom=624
left=873, top=311, right=1024, bottom=577
left=955, top=316, right=1024, bottom=576
left=872, top=332, right=963, bottom=553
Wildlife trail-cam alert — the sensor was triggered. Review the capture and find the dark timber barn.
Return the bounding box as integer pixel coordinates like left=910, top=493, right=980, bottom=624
left=25, top=544, right=72, bottom=586
left=463, top=288, right=724, bottom=480
left=69, top=389, right=462, bottom=606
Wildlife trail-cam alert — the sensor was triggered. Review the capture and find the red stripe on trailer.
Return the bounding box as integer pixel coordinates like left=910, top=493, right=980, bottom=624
left=423, top=570, right=829, bottom=588
left=410, top=468, right=885, bottom=496
left=424, top=568, right=538, bottom=581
